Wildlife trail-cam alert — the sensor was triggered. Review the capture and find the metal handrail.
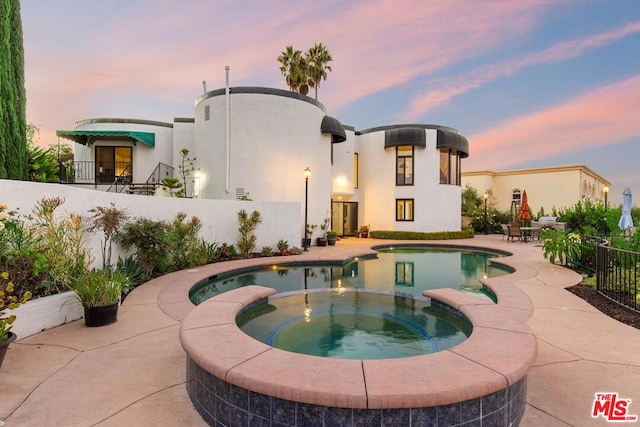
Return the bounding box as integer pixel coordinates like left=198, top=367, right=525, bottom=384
left=106, top=163, right=133, bottom=193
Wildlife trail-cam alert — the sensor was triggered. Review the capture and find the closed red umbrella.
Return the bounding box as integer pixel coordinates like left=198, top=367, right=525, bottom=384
left=519, top=190, right=531, bottom=221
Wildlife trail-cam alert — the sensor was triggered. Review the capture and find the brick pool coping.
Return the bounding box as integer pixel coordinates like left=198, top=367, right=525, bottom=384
left=173, top=244, right=538, bottom=410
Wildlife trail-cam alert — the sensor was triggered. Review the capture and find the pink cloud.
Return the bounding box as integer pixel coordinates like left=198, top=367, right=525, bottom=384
left=20, top=1, right=575, bottom=145
left=401, top=20, right=640, bottom=121
left=465, top=74, right=640, bottom=170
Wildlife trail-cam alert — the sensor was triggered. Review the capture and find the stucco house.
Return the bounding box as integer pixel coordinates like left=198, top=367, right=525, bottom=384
left=56, top=86, right=469, bottom=238
left=462, top=165, right=611, bottom=218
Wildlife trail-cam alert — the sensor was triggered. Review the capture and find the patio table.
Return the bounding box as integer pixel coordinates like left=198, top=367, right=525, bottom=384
left=520, top=226, right=541, bottom=243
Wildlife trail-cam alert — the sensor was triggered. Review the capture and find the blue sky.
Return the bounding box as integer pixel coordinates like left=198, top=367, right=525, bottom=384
left=20, top=0, right=640, bottom=205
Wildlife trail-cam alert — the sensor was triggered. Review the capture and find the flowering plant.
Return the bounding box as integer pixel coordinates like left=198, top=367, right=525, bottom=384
left=1, top=271, right=32, bottom=341
left=541, top=229, right=582, bottom=266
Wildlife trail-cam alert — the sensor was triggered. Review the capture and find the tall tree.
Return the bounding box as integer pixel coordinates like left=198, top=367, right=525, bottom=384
left=277, top=45, right=308, bottom=94
left=277, top=43, right=333, bottom=99
left=306, top=43, right=333, bottom=100
left=0, top=0, right=28, bottom=180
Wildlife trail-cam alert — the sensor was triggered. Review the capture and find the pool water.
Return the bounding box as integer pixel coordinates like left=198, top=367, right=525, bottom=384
left=190, top=246, right=512, bottom=305
left=236, top=290, right=472, bottom=359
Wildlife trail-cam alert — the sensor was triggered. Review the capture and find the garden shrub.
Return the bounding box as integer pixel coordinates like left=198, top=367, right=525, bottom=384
left=31, top=197, right=92, bottom=295
left=116, top=217, right=171, bottom=278
left=369, top=229, right=474, bottom=240
left=236, top=210, right=262, bottom=258
left=167, top=212, right=208, bottom=270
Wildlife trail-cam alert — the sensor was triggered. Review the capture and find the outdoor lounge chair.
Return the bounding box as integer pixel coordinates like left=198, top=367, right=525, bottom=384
left=507, top=224, right=522, bottom=242
left=500, top=224, right=509, bottom=241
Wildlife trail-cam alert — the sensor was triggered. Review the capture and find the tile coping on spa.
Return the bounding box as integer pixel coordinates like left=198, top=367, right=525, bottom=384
left=178, top=276, right=537, bottom=409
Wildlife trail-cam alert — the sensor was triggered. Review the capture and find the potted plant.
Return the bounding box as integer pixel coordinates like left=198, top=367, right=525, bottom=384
left=70, top=269, right=126, bottom=327
left=303, top=224, right=316, bottom=247
left=327, top=230, right=338, bottom=246
left=316, top=216, right=331, bottom=247
left=359, top=225, right=370, bottom=238
left=0, top=271, right=32, bottom=368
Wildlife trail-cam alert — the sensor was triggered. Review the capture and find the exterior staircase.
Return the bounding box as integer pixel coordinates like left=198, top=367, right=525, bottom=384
left=126, top=183, right=157, bottom=196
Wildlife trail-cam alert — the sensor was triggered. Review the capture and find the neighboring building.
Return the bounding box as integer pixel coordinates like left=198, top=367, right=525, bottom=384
left=462, top=165, right=611, bottom=218
left=56, top=87, right=470, bottom=237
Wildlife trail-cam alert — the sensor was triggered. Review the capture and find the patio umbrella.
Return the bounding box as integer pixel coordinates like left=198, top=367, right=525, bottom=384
left=618, top=187, right=634, bottom=231
left=519, top=190, right=531, bottom=221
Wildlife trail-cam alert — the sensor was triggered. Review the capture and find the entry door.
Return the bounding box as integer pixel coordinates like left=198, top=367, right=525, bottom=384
left=95, top=147, right=132, bottom=184
left=332, top=202, right=358, bottom=237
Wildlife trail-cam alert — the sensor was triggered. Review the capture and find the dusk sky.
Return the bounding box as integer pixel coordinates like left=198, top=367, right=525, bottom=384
left=20, top=0, right=640, bottom=205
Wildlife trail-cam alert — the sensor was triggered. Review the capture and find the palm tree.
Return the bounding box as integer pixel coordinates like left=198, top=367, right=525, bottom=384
left=278, top=46, right=307, bottom=93
left=306, top=43, right=332, bottom=100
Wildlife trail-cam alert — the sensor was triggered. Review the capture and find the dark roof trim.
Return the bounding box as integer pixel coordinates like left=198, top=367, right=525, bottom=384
left=437, top=129, right=469, bottom=158
left=73, top=118, right=173, bottom=128
left=195, top=86, right=325, bottom=111
left=321, top=115, right=347, bottom=143
left=56, top=130, right=155, bottom=147
left=384, top=127, right=426, bottom=148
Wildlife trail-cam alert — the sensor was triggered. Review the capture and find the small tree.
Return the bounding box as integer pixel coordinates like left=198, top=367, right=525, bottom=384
left=177, top=148, right=198, bottom=198
left=161, top=177, right=183, bottom=197
left=86, top=203, right=129, bottom=269
left=237, top=210, right=262, bottom=258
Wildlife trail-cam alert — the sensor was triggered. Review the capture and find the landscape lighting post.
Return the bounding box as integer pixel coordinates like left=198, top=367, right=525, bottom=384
left=483, top=191, right=489, bottom=234
left=603, top=186, right=609, bottom=235
left=304, top=167, right=311, bottom=251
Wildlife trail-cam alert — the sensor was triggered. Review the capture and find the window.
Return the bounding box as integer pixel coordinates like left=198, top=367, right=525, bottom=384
left=439, top=149, right=461, bottom=185
left=395, top=262, right=414, bottom=286
left=396, top=146, right=413, bottom=185
left=396, top=199, right=414, bottom=221
left=204, top=105, right=210, bottom=121
left=354, top=153, right=359, bottom=189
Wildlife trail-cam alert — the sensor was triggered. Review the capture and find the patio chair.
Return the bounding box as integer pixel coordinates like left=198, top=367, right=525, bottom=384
left=507, top=224, right=522, bottom=242
left=500, top=224, right=509, bottom=241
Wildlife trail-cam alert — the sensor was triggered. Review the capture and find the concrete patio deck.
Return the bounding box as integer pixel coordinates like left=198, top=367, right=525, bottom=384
left=1, top=235, right=639, bottom=426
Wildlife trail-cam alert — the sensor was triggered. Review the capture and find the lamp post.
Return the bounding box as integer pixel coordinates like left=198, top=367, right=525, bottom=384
left=303, top=167, right=311, bottom=251
left=483, top=191, right=489, bottom=234
left=603, top=186, right=609, bottom=235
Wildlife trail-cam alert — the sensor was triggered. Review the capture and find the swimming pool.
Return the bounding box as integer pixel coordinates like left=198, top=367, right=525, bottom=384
left=181, top=243, right=535, bottom=426
left=189, top=246, right=513, bottom=304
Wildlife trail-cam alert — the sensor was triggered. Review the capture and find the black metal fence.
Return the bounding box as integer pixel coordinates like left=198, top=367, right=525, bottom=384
left=575, top=235, right=605, bottom=275
left=596, top=243, right=639, bottom=313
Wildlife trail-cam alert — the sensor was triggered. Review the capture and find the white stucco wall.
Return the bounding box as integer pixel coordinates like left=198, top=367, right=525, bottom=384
left=194, top=89, right=333, bottom=235
left=357, top=128, right=461, bottom=232
left=0, top=180, right=301, bottom=269
left=331, top=129, right=357, bottom=200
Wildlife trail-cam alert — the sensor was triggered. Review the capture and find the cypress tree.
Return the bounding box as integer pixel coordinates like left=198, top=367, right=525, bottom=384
left=0, top=0, right=28, bottom=180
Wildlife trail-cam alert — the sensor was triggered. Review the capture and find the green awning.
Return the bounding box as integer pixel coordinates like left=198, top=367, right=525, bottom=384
left=56, top=130, right=155, bottom=147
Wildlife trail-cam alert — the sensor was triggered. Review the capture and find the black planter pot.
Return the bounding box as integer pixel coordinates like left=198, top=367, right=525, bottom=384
left=327, top=238, right=337, bottom=246
left=316, top=238, right=328, bottom=247
left=84, top=302, right=119, bottom=327
left=0, top=331, right=17, bottom=369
